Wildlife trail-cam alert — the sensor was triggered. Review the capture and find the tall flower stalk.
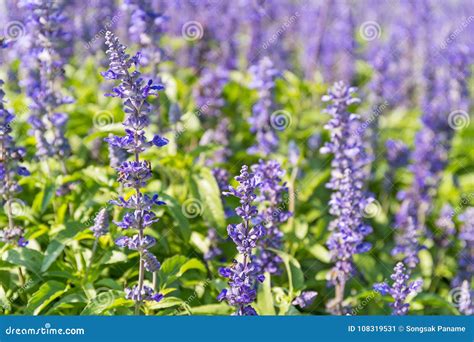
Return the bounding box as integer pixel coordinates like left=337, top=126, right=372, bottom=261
left=217, top=165, right=265, bottom=315
left=393, top=43, right=471, bottom=269
left=0, top=80, right=29, bottom=247
left=248, top=57, right=279, bottom=155
left=251, top=159, right=290, bottom=275
left=102, top=31, right=167, bottom=314
left=374, top=262, right=422, bottom=315
left=320, top=82, right=373, bottom=314
left=21, top=0, right=72, bottom=172
left=453, top=208, right=474, bottom=289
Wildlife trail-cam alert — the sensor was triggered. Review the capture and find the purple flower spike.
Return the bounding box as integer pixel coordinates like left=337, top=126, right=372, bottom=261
left=0, top=73, right=29, bottom=248
left=251, top=160, right=290, bottom=275
left=374, top=262, right=422, bottom=316
left=321, top=81, right=373, bottom=314
left=90, top=208, right=109, bottom=238
left=102, top=31, right=167, bottom=308
left=218, top=165, right=265, bottom=315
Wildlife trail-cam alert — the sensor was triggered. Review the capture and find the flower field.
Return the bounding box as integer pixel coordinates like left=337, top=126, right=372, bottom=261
left=0, top=0, right=473, bottom=317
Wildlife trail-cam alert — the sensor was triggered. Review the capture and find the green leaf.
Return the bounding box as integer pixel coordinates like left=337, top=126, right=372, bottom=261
left=192, top=168, right=226, bottom=232
left=188, top=303, right=233, bottom=315
left=308, top=244, right=331, bottom=263
left=256, top=272, right=276, bottom=315
left=147, top=297, right=184, bottom=310
left=81, top=290, right=123, bottom=315
left=99, top=250, right=128, bottom=265
left=27, top=281, right=67, bottom=315
left=270, top=249, right=305, bottom=294
left=41, top=223, right=82, bottom=272
left=178, top=258, right=206, bottom=276
left=32, top=183, right=55, bottom=214
left=160, top=194, right=191, bottom=241
left=3, top=248, right=44, bottom=275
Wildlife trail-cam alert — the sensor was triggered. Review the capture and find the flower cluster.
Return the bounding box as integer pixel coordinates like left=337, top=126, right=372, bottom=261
left=217, top=165, right=265, bottom=315
left=90, top=208, right=110, bottom=238
left=385, top=139, right=409, bottom=169
left=452, top=208, right=474, bottom=289
left=434, top=205, right=455, bottom=248
left=320, top=82, right=373, bottom=288
left=204, top=228, right=223, bottom=261
left=251, top=160, right=291, bottom=275
left=124, top=0, right=167, bottom=68
left=194, top=67, right=228, bottom=118
left=0, top=76, right=29, bottom=247
left=21, top=0, right=73, bottom=161
left=247, top=57, right=279, bottom=155
left=393, top=42, right=471, bottom=269
left=102, top=31, right=167, bottom=305
left=374, top=262, right=422, bottom=315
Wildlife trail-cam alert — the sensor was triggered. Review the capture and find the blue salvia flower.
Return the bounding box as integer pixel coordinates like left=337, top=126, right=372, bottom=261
left=247, top=57, right=279, bottom=155
left=292, top=291, right=318, bottom=309
left=21, top=0, right=73, bottom=162
left=107, top=133, right=128, bottom=168
left=0, top=79, right=29, bottom=247
left=124, top=0, right=167, bottom=72
left=458, top=280, right=473, bottom=316
left=102, top=31, right=167, bottom=308
left=199, top=118, right=231, bottom=165
left=251, top=160, right=291, bottom=275
left=452, top=208, right=474, bottom=289
left=194, top=67, right=228, bottom=118
left=203, top=228, right=223, bottom=262
left=385, top=139, right=410, bottom=169
left=320, top=82, right=374, bottom=314
left=319, top=2, right=355, bottom=83
left=374, top=262, right=422, bottom=315
left=393, top=43, right=471, bottom=269
left=434, top=205, right=455, bottom=248
left=217, top=165, right=265, bottom=316
left=90, top=208, right=109, bottom=238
